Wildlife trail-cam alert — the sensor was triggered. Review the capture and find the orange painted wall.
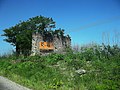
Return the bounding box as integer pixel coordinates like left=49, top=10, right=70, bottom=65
left=39, top=42, right=54, bottom=50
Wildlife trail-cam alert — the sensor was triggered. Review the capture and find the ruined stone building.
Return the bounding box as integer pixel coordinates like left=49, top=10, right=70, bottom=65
left=31, top=30, right=71, bottom=55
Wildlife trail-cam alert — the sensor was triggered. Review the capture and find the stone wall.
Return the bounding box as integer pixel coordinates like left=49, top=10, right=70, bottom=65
left=31, top=33, right=71, bottom=55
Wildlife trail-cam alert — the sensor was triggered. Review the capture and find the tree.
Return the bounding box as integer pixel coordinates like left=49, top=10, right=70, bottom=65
left=2, top=15, right=55, bottom=56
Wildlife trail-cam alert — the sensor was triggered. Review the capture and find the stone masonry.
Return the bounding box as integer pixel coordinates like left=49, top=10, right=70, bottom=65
left=31, top=32, right=71, bottom=55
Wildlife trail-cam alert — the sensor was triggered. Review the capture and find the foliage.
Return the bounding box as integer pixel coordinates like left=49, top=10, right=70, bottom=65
left=2, top=16, right=55, bottom=56
left=2, top=15, right=71, bottom=57
left=0, top=44, right=120, bottom=90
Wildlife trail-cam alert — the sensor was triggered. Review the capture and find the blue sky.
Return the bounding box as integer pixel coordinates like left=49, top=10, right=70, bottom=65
left=0, top=0, right=120, bottom=55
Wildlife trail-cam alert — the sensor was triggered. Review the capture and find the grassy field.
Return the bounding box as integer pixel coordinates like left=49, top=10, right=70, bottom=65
left=0, top=44, right=120, bottom=90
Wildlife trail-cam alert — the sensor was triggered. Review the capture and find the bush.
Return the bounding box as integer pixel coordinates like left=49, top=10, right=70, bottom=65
left=0, top=44, right=120, bottom=90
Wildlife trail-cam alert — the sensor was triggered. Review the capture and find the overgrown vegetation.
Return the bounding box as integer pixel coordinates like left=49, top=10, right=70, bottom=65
left=2, top=16, right=56, bottom=56
left=2, top=15, right=70, bottom=56
left=0, top=43, right=120, bottom=90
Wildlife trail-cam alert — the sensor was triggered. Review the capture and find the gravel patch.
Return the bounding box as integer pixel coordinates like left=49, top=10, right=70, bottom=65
left=0, top=76, right=32, bottom=90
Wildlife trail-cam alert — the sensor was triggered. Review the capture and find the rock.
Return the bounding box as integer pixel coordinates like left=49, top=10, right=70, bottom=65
left=75, top=69, right=86, bottom=74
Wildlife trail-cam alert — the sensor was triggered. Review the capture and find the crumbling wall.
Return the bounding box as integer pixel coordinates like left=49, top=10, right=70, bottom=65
left=53, top=35, right=64, bottom=53
left=53, top=35, right=71, bottom=53
left=31, top=33, right=71, bottom=55
left=31, top=33, right=43, bottom=55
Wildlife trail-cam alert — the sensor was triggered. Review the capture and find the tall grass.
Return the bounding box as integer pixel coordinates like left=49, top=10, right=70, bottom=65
left=0, top=43, right=120, bottom=90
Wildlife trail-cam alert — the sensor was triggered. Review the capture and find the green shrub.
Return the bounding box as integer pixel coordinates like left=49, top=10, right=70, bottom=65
left=0, top=44, right=120, bottom=90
